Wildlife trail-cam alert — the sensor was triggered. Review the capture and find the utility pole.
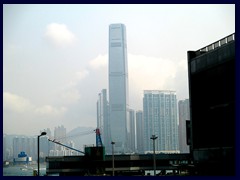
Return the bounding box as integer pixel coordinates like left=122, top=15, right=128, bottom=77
left=150, top=135, right=158, bottom=176
left=111, top=141, right=115, bottom=176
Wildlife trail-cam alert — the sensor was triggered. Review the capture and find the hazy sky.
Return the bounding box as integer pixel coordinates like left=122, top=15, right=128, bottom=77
left=3, top=4, right=235, bottom=135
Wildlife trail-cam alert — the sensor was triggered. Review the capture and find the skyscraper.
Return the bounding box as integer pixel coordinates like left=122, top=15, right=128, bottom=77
left=54, top=125, right=66, bottom=150
left=143, top=90, right=179, bottom=153
left=97, top=89, right=110, bottom=153
left=13, top=136, right=37, bottom=160
left=178, top=99, right=190, bottom=153
left=128, top=109, right=135, bottom=153
left=109, top=23, right=129, bottom=153
left=136, top=110, right=144, bottom=154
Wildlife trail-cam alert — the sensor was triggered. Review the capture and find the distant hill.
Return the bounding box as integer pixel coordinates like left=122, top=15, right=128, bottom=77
left=66, top=127, right=96, bottom=151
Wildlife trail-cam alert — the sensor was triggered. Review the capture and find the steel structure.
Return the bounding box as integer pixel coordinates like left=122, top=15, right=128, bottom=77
left=95, top=128, right=103, bottom=147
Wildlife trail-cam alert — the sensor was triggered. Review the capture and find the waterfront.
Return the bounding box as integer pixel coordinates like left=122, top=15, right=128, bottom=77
left=3, top=164, right=46, bottom=176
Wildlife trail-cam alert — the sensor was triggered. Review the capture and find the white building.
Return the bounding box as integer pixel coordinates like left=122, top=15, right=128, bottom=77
left=143, top=90, right=179, bottom=152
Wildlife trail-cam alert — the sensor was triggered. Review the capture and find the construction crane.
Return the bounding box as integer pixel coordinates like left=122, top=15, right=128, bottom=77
left=95, top=128, right=103, bottom=147
left=48, top=128, right=104, bottom=155
left=48, top=139, right=85, bottom=154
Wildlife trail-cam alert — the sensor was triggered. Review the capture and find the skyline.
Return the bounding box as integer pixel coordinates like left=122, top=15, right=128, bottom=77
left=3, top=4, right=235, bottom=135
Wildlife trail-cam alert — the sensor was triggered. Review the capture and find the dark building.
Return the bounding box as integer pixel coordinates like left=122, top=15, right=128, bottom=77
left=187, top=33, right=235, bottom=175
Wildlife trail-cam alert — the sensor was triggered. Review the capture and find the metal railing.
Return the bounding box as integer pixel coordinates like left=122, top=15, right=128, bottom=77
left=195, top=33, right=235, bottom=56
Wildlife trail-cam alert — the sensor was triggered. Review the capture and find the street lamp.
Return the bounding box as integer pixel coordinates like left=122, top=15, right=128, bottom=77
left=150, top=135, right=158, bottom=176
left=111, top=141, right=115, bottom=176
left=38, top=132, right=47, bottom=176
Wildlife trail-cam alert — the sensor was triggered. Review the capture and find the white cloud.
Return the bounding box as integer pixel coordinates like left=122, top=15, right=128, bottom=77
left=3, top=92, right=68, bottom=135
left=128, top=54, right=181, bottom=110
left=128, top=54, right=177, bottom=91
left=45, top=23, right=76, bottom=47
left=60, top=70, right=89, bottom=104
left=3, top=92, right=34, bottom=113
left=3, top=91, right=67, bottom=116
left=67, top=70, right=89, bottom=87
left=75, top=70, right=89, bottom=81
left=35, top=105, right=67, bottom=116
left=89, top=54, right=108, bottom=69
left=60, top=89, right=81, bottom=104
left=177, top=59, right=188, bottom=70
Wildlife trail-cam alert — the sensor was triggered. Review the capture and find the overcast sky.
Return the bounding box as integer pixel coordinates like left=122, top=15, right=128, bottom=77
left=3, top=4, right=235, bottom=135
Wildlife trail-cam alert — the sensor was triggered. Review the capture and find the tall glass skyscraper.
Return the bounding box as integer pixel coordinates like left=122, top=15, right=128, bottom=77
left=136, top=110, right=144, bottom=153
left=97, top=89, right=111, bottom=153
left=128, top=109, right=135, bottom=153
left=143, top=90, right=179, bottom=153
left=109, top=24, right=129, bottom=153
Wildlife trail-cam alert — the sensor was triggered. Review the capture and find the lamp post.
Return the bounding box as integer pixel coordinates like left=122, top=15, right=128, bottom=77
left=150, top=135, right=158, bottom=176
left=111, top=141, right=115, bottom=176
left=38, top=132, right=47, bottom=176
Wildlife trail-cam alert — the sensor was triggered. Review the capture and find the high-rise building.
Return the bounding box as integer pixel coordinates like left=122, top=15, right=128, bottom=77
left=54, top=125, right=67, bottom=150
left=143, top=90, right=179, bottom=153
left=41, top=128, right=52, bottom=139
left=13, top=136, right=25, bottom=158
left=3, top=134, right=14, bottom=161
left=136, top=110, right=144, bottom=154
left=108, top=23, right=129, bottom=153
left=40, top=136, right=49, bottom=157
left=54, top=125, right=66, bottom=141
left=127, top=109, right=135, bottom=153
left=13, top=136, right=37, bottom=160
left=41, top=128, right=54, bottom=152
left=187, top=33, right=235, bottom=175
left=178, top=99, right=190, bottom=153
left=3, top=134, right=6, bottom=161
left=97, top=89, right=111, bottom=153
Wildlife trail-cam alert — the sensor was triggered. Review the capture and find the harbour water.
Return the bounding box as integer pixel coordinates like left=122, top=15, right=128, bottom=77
left=3, top=164, right=46, bottom=176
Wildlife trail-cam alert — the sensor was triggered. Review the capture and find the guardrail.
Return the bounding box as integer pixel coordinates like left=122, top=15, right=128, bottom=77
left=195, top=33, right=235, bottom=56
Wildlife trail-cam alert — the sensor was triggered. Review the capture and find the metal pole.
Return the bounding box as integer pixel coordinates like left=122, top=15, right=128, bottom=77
left=111, top=141, right=115, bottom=176
left=37, top=135, right=40, bottom=176
left=37, top=132, right=47, bottom=176
left=153, top=138, right=156, bottom=176
left=150, top=135, right=158, bottom=176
